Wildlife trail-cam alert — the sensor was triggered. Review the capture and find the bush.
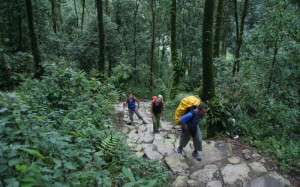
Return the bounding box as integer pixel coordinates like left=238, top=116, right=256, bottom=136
left=0, top=62, right=170, bottom=186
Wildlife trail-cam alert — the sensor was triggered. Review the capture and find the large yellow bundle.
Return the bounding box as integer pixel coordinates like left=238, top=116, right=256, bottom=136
left=174, top=96, right=201, bottom=125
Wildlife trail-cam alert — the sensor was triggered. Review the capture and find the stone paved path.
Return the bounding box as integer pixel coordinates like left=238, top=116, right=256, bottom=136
left=114, top=101, right=293, bottom=187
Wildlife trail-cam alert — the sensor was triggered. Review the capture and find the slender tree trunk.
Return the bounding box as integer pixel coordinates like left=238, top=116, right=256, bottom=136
left=213, top=0, right=223, bottom=58
left=232, top=0, right=249, bottom=75
left=133, top=0, right=139, bottom=68
left=50, top=0, right=57, bottom=33
left=267, top=40, right=279, bottom=93
left=150, top=0, right=156, bottom=94
left=202, top=0, right=215, bottom=101
left=73, top=0, right=79, bottom=28
left=9, top=2, right=14, bottom=48
left=105, top=0, right=110, bottom=15
left=181, top=0, right=187, bottom=73
left=17, top=0, right=23, bottom=51
left=25, top=0, right=44, bottom=79
left=170, top=0, right=181, bottom=99
left=81, top=0, right=85, bottom=30
left=56, top=3, right=64, bottom=31
left=96, top=0, right=105, bottom=79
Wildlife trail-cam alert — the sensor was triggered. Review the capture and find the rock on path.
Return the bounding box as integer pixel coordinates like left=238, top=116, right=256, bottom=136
left=114, top=101, right=292, bottom=187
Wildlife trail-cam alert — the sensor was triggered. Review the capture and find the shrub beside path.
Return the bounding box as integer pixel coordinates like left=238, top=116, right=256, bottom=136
left=114, top=101, right=293, bottom=187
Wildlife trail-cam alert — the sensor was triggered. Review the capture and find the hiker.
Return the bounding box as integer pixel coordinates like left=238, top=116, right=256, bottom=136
left=123, top=93, right=148, bottom=125
left=150, top=94, right=164, bottom=133
left=176, top=102, right=208, bottom=161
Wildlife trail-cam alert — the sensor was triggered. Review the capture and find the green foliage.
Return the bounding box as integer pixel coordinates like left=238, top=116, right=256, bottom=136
left=0, top=63, right=170, bottom=186
left=0, top=51, right=34, bottom=90
left=122, top=166, right=157, bottom=187
left=108, top=63, right=134, bottom=92
left=204, top=97, right=233, bottom=138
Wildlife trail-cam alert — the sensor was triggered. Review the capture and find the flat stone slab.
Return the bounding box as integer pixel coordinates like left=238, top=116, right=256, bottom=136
left=207, top=180, right=222, bottom=187
left=248, top=162, right=267, bottom=173
left=165, top=153, right=189, bottom=174
left=221, top=164, right=251, bottom=185
left=172, top=175, right=189, bottom=187
left=138, top=132, right=154, bottom=143
left=244, top=176, right=290, bottom=187
left=228, top=156, right=241, bottom=164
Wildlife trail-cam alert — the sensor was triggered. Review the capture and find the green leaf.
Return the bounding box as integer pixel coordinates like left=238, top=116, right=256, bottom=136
left=15, top=164, right=27, bottom=173
left=145, top=179, right=157, bottom=187
left=0, top=107, right=8, bottom=113
left=64, top=162, right=77, bottom=170
left=122, top=166, right=135, bottom=182
left=19, top=148, right=44, bottom=160
left=5, top=178, right=19, bottom=187
left=0, top=164, right=8, bottom=173
left=122, top=182, right=135, bottom=187
left=35, top=116, right=44, bottom=121
left=8, top=158, right=22, bottom=166
left=20, top=176, right=36, bottom=187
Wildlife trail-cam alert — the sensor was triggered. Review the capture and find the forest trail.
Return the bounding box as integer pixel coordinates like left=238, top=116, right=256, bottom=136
left=114, top=101, right=293, bottom=187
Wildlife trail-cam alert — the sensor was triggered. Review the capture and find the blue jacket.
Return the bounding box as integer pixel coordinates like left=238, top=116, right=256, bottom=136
left=179, top=109, right=202, bottom=128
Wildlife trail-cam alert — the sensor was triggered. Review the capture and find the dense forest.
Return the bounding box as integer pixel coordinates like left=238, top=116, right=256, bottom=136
left=0, top=0, right=299, bottom=186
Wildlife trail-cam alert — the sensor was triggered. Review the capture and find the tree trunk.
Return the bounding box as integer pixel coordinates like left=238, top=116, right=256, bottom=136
left=133, top=0, right=139, bottom=68
left=232, top=0, right=249, bottom=75
left=181, top=0, right=187, bottom=73
left=81, top=0, right=85, bottom=30
left=213, top=0, right=223, bottom=58
left=267, top=40, right=279, bottom=93
left=105, top=0, right=110, bottom=16
left=170, top=0, right=181, bottom=99
left=50, top=0, right=57, bottom=33
left=202, top=0, right=215, bottom=101
left=150, top=0, right=156, bottom=94
left=25, top=0, right=44, bottom=79
left=73, top=0, right=79, bottom=28
left=96, top=0, right=105, bottom=79
left=17, top=0, right=23, bottom=51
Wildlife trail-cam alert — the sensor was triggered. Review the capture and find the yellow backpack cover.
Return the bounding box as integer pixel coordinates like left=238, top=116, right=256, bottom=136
left=174, top=96, right=201, bottom=125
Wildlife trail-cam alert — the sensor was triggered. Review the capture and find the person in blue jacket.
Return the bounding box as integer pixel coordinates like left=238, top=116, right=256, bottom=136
left=124, top=93, right=148, bottom=125
left=176, top=102, right=208, bottom=161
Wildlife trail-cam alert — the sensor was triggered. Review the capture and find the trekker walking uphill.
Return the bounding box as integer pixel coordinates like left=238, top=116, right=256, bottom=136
left=123, top=93, right=148, bottom=125
left=177, top=102, right=208, bottom=161
left=150, top=94, right=164, bottom=134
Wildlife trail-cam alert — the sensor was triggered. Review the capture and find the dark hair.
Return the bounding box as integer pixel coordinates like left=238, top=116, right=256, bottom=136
left=198, top=102, right=207, bottom=109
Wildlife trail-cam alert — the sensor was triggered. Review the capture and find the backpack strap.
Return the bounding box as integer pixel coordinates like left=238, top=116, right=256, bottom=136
left=187, top=110, right=196, bottom=123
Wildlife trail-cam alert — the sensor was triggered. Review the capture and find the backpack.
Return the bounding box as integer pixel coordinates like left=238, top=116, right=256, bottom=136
left=174, top=96, right=201, bottom=125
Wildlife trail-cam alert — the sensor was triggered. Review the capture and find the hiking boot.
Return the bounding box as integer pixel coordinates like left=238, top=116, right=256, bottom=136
left=192, top=151, right=201, bottom=161
left=176, top=147, right=183, bottom=154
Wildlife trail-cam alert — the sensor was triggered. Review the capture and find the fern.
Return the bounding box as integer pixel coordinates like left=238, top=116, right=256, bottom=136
left=98, top=133, right=119, bottom=156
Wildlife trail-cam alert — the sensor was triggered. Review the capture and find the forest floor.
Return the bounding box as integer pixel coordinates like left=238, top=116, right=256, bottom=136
left=114, top=101, right=299, bottom=187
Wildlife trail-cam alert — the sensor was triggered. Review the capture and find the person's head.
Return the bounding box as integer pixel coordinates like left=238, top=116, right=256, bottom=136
left=128, top=93, right=133, bottom=99
left=197, top=102, right=208, bottom=116
left=157, top=94, right=163, bottom=101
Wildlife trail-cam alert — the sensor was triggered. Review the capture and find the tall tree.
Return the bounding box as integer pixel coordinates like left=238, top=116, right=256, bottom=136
left=96, top=0, right=105, bottom=79
left=213, top=0, right=223, bottom=58
left=133, top=0, right=139, bottom=68
left=50, top=0, right=57, bottom=33
left=201, top=0, right=215, bottom=101
left=150, top=0, right=156, bottom=93
left=17, top=0, right=23, bottom=51
left=232, top=0, right=249, bottom=75
left=105, top=0, right=110, bottom=15
left=81, top=0, right=85, bottom=30
left=25, top=0, right=44, bottom=79
left=170, top=0, right=181, bottom=99
left=73, top=0, right=79, bottom=28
